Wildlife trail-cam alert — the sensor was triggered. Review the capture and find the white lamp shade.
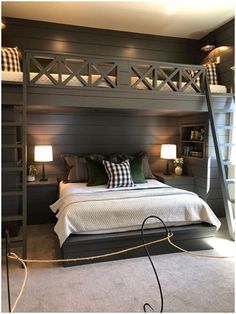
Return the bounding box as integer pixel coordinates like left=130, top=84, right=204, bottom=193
left=160, top=144, right=176, bottom=160
left=34, top=145, right=53, bottom=162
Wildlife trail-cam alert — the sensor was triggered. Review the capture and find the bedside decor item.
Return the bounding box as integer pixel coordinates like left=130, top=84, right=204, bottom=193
left=27, top=164, right=38, bottom=182
left=173, top=157, right=184, bottom=176
left=34, top=145, right=53, bottom=181
left=160, top=144, right=176, bottom=175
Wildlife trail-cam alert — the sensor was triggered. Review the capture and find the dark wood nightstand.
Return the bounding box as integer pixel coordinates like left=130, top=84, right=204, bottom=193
left=27, top=177, right=58, bottom=225
left=155, top=172, right=194, bottom=192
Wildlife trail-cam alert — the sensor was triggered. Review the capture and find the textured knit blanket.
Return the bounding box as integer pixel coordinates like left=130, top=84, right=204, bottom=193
left=50, top=186, right=221, bottom=246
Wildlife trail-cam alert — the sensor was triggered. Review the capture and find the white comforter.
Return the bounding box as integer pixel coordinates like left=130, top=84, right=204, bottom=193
left=50, top=180, right=221, bottom=247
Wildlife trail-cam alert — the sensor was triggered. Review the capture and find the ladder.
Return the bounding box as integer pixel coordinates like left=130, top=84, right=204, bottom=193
left=2, top=89, right=27, bottom=258
left=204, top=76, right=235, bottom=240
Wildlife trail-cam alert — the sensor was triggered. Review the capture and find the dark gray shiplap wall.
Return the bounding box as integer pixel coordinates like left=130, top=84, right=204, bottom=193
left=2, top=17, right=234, bottom=219
left=2, top=17, right=201, bottom=64
left=200, top=19, right=234, bottom=92
left=27, top=110, right=179, bottom=177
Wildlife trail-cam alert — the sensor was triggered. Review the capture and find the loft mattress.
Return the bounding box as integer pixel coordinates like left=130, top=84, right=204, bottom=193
left=1, top=71, right=227, bottom=93
left=51, top=180, right=221, bottom=246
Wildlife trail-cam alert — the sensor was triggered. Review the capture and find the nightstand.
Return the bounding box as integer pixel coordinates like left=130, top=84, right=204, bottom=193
left=27, top=177, right=58, bottom=225
left=155, top=172, right=194, bottom=192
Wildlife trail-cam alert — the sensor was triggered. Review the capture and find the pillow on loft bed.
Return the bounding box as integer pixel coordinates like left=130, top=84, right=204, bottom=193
left=103, top=159, right=135, bottom=188
left=188, top=63, right=218, bottom=86
left=1, top=47, right=21, bottom=72
left=204, top=63, right=218, bottom=85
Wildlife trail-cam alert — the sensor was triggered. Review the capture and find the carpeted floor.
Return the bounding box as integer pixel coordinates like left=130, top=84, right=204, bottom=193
left=1, top=219, right=235, bottom=313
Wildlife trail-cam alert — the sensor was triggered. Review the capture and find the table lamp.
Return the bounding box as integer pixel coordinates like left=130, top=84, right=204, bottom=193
left=160, top=144, right=176, bottom=175
left=34, top=145, right=53, bottom=181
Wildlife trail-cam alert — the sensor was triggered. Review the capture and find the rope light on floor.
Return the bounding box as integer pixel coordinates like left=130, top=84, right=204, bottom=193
left=5, top=217, right=234, bottom=313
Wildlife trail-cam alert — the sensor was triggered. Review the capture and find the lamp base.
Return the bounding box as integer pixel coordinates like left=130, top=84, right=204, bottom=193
left=40, top=162, right=48, bottom=181
left=39, top=177, right=48, bottom=181
left=163, top=171, right=172, bottom=176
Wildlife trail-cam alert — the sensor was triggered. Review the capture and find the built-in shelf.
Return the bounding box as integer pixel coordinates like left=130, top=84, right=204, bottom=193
left=180, top=123, right=207, bottom=159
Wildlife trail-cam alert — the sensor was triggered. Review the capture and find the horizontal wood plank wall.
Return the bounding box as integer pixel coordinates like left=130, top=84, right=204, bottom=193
left=27, top=110, right=179, bottom=177
left=200, top=19, right=234, bottom=92
left=179, top=113, right=224, bottom=217
left=3, top=17, right=201, bottom=64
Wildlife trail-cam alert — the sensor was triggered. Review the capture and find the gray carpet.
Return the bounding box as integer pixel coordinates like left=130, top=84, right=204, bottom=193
left=1, top=219, right=235, bottom=313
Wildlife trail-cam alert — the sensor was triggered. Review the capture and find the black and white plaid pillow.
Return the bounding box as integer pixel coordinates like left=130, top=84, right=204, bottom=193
left=1, top=47, right=21, bottom=72
left=103, top=159, right=135, bottom=188
left=204, top=63, right=218, bottom=85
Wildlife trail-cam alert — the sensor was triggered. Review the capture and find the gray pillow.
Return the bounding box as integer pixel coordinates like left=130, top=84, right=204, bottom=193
left=61, top=154, right=88, bottom=182
left=61, top=153, right=105, bottom=183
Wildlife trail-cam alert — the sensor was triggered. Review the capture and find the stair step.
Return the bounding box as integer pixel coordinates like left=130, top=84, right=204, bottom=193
left=2, top=215, right=24, bottom=222
left=219, top=143, right=236, bottom=147
left=2, top=191, right=24, bottom=196
left=2, top=144, right=24, bottom=148
left=214, top=109, right=235, bottom=113
left=223, top=160, right=235, bottom=166
left=2, top=144, right=23, bottom=148
left=226, top=179, right=235, bottom=184
left=2, top=167, right=24, bottom=172
left=2, top=122, right=23, bottom=127
left=217, top=125, right=235, bottom=130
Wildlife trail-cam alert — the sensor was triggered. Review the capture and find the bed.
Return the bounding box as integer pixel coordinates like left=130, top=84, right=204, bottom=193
left=1, top=70, right=227, bottom=93
left=50, top=179, right=220, bottom=267
left=2, top=49, right=231, bottom=114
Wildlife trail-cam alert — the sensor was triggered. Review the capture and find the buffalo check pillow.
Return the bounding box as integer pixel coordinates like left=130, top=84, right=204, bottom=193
left=188, top=63, right=218, bottom=86
left=1, top=47, right=21, bottom=72
left=103, top=159, right=135, bottom=188
left=204, top=63, right=218, bottom=85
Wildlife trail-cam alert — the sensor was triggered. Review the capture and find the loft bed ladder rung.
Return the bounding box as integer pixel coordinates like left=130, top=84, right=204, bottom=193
left=2, top=215, right=24, bottom=222
left=204, top=77, right=235, bottom=240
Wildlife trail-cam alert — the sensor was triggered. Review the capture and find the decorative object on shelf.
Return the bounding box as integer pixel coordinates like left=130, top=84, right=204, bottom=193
left=199, top=128, right=205, bottom=141
left=173, top=157, right=184, bottom=176
left=160, top=144, right=176, bottom=175
left=34, top=145, right=53, bottom=181
left=174, top=167, right=183, bottom=176
left=27, top=164, right=38, bottom=182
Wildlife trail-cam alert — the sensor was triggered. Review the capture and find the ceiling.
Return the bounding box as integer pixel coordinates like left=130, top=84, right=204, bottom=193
left=2, top=1, right=235, bottom=39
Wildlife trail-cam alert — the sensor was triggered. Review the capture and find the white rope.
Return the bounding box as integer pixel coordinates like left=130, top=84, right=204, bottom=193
left=9, top=253, right=28, bottom=313
left=7, top=232, right=233, bottom=313
left=8, top=233, right=173, bottom=264
left=168, top=238, right=234, bottom=259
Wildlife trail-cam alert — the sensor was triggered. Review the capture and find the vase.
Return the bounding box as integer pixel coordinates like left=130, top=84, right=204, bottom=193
left=175, top=167, right=183, bottom=176
left=27, top=175, right=35, bottom=182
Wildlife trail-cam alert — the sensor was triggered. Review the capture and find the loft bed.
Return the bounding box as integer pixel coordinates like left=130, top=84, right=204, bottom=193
left=2, top=49, right=230, bottom=266
left=2, top=49, right=231, bottom=113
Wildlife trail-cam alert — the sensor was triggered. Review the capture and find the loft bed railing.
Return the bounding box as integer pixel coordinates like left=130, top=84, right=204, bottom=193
left=24, top=51, right=206, bottom=94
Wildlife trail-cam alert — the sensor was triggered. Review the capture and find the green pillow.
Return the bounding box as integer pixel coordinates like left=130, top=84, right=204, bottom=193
left=86, top=157, right=108, bottom=186
left=130, top=154, right=146, bottom=183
